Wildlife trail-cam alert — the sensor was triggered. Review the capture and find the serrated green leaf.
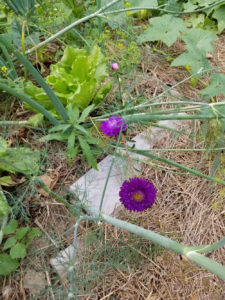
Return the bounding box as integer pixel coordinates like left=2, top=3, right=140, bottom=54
left=66, top=145, right=79, bottom=160
left=78, top=137, right=98, bottom=170
left=48, top=124, right=71, bottom=133
left=67, top=130, right=76, bottom=152
left=78, top=104, right=94, bottom=123
left=200, top=73, right=225, bottom=97
left=3, top=237, right=17, bottom=250
left=0, top=147, right=40, bottom=175
left=27, top=228, right=41, bottom=239
left=3, top=219, right=18, bottom=234
left=68, top=104, right=80, bottom=124
left=39, top=133, right=69, bottom=142
left=15, top=227, right=29, bottom=240
left=74, top=124, right=89, bottom=135
left=213, top=5, right=225, bottom=33
left=0, top=253, right=19, bottom=275
left=138, top=15, right=185, bottom=46
left=10, top=243, right=26, bottom=259
left=182, top=28, right=217, bottom=54
left=0, top=137, right=7, bottom=157
left=184, top=14, right=205, bottom=28
left=171, top=50, right=210, bottom=74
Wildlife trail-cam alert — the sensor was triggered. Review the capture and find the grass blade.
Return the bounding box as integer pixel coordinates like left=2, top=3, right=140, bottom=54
left=0, top=82, right=59, bottom=126
left=0, top=37, right=69, bottom=123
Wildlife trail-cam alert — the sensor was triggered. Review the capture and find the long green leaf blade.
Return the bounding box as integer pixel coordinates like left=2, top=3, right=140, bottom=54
left=0, top=37, right=69, bottom=123
left=0, top=82, right=59, bottom=126
left=78, top=137, right=98, bottom=170
left=118, top=146, right=225, bottom=185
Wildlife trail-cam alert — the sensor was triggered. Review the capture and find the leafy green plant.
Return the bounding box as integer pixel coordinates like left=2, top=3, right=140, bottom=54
left=0, top=219, right=41, bottom=275
left=3, top=0, right=35, bottom=17
left=24, top=45, right=112, bottom=115
left=40, top=104, right=99, bottom=169
left=0, top=136, right=40, bottom=180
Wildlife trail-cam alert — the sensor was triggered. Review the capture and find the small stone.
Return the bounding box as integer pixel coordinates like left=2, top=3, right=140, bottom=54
left=23, top=270, right=46, bottom=295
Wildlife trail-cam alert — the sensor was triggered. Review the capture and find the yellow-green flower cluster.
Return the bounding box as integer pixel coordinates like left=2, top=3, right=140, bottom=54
left=1, top=66, right=7, bottom=73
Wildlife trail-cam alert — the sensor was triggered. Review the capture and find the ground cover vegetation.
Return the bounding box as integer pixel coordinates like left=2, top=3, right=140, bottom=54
left=0, top=0, right=225, bottom=298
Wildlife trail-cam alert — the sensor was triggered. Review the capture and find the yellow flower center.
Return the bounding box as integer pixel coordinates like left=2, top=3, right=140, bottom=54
left=132, top=192, right=143, bottom=202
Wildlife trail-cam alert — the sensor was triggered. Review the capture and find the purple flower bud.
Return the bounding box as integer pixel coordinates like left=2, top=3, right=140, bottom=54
left=111, top=62, right=119, bottom=70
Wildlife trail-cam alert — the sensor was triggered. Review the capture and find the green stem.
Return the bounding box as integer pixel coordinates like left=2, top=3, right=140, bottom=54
left=115, top=145, right=225, bottom=185
left=22, top=20, right=27, bottom=81
left=25, top=0, right=121, bottom=55
left=69, top=215, right=98, bottom=299
left=35, top=178, right=72, bottom=209
left=101, top=214, right=225, bottom=280
left=185, top=236, right=225, bottom=254
left=0, top=37, right=69, bottom=123
left=0, top=82, right=60, bottom=126
left=123, top=113, right=223, bottom=122
left=0, top=43, right=18, bottom=80
left=100, top=0, right=225, bottom=16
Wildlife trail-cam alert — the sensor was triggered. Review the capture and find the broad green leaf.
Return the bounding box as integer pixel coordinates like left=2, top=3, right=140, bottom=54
left=78, top=137, right=98, bottom=170
left=3, top=219, right=18, bottom=234
left=0, top=253, right=19, bottom=275
left=102, top=0, right=126, bottom=29
left=74, top=124, right=89, bottom=135
left=66, top=145, right=79, bottom=160
left=67, top=104, right=80, bottom=124
left=78, top=104, right=95, bottom=123
left=67, top=130, right=76, bottom=153
left=48, top=124, right=71, bottom=133
left=10, top=243, right=26, bottom=259
left=0, top=137, right=7, bottom=157
left=39, top=133, right=69, bottom=142
left=24, top=81, right=63, bottom=112
left=24, top=46, right=111, bottom=117
left=27, top=113, right=44, bottom=127
left=15, top=227, right=29, bottom=240
left=138, top=15, right=185, bottom=46
left=200, top=73, right=225, bottom=97
left=171, top=50, right=210, bottom=74
left=93, top=80, right=112, bottom=105
left=0, top=147, right=40, bottom=175
left=183, top=1, right=198, bottom=11
left=128, top=0, right=158, bottom=9
left=182, top=28, right=217, bottom=54
left=184, top=14, right=205, bottom=28
left=213, top=5, right=225, bottom=33
left=3, top=237, right=17, bottom=250
left=0, top=176, right=12, bottom=186
left=0, top=190, right=10, bottom=216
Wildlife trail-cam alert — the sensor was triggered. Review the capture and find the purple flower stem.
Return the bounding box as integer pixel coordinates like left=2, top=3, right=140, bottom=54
left=98, top=121, right=125, bottom=214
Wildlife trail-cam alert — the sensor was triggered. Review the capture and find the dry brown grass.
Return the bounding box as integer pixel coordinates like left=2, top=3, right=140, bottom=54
left=73, top=123, right=224, bottom=300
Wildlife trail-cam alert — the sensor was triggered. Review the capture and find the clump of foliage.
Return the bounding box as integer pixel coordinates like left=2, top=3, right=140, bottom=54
left=24, top=45, right=112, bottom=117
left=0, top=219, right=41, bottom=275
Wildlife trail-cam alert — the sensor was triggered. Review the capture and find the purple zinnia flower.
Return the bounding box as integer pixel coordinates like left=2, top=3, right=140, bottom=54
left=119, top=177, right=157, bottom=212
left=111, top=62, right=119, bottom=70
left=100, top=116, right=127, bottom=137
